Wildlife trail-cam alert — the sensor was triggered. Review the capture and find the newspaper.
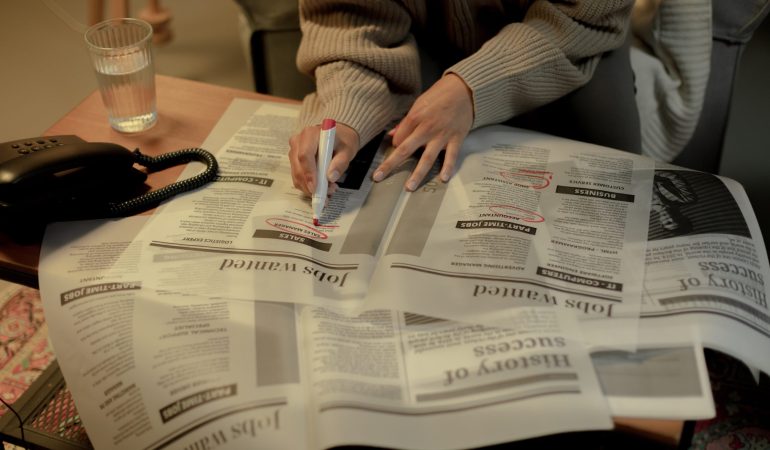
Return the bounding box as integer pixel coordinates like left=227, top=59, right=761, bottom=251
left=35, top=98, right=770, bottom=447
left=39, top=215, right=611, bottom=449
left=584, top=163, right=770, bottom=419
left=635, top=164, right=770, bottom=374
left=129, top=99, right=655, bottom=348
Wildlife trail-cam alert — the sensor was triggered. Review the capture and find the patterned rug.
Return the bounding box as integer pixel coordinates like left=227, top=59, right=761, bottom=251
left=0, top=282, right=56, bottom=417
left=687, top=350, right=770, bottom=450
left=0, top=282, right=57, bottom=450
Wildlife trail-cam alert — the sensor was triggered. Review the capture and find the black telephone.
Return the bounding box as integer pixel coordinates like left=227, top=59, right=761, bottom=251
left=0, top=135, right=218, bottom=239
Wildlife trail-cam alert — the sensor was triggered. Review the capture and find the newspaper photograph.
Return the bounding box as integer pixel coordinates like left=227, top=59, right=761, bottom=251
left=592, top=329, right=714, bottom=420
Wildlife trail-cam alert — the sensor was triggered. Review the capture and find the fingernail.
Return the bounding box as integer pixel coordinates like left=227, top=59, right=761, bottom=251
left=387, top=124, right=399, bottom=136
left=406, top=180, right=417, bottom=191
left=440, top=171, right=450, bottom=182
left=306, top=180, right=314, bottom=193
left=328, top=170, right=340, bottom=183
left=373, top=170, right=384, bottom=182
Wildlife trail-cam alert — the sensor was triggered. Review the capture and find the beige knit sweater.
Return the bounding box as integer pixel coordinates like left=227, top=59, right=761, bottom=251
left=631, top=0, right=712, bottom=162
left=296, top=0, right=634, bottom=147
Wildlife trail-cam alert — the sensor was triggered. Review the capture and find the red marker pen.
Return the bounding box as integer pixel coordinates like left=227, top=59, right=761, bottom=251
left=312, top=119, right=336, bottom=226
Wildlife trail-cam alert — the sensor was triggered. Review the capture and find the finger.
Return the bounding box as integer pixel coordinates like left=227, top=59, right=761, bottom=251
left=374, top=127, right=427, bottom=182
left=324, top=123, right=360, bottom=185
left=405, top=139, right=445, bottom=191
left=296, top=127, right=320, bottom=195
left=439, top=137, right=463, bottom=182
left=288, top=135, right=303, bottom=190
left=391, top=114, right=419, bottom=148
left=327, top=145, right=355, bottom=184
left=289, top=134, right=314, bottom=194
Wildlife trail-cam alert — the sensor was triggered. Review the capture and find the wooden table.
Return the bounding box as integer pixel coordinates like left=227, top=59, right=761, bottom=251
left=0, top=75, right=294, bottom=288
left=0, top=75, right=684, bottom=448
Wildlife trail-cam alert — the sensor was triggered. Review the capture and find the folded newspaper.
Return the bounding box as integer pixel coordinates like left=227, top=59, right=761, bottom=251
left=38, top=99, right=768, bottom=449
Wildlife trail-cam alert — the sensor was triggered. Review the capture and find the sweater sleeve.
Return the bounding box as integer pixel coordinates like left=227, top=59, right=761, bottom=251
left=447, top=0, right=634, bottom=129
left=296, top=0, right=422, bottom=147
left=630, top=0, right=712, bottom=162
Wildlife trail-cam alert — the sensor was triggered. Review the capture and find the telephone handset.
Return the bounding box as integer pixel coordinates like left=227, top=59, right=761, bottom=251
left=0, top=135, right=218, bottom=239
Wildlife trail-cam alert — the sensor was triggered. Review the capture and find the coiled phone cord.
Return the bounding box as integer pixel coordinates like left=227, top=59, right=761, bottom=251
left=106, top=147, right=218, bottom=217
left=0, top=148, right=215, bottom=448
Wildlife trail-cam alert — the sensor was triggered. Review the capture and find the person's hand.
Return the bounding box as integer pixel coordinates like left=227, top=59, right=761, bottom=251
left=373, top=73, right=474, bottom=191
left=288, top=122, right=360, bottom=197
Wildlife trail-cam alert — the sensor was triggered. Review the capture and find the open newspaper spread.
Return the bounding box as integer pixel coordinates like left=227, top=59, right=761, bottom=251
left=128, top=99, right=655, bottom=348
left=36, top=98, right=770, bottom=448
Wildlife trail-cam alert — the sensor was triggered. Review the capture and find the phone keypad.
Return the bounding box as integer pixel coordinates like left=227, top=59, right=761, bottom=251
left=0, top=135, right=84, bottom=165
left=14, top=139, right=61, bottom=153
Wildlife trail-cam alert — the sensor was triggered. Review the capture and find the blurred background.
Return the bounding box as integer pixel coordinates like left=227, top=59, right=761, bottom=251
left=1, top=0, right=768, bottom=248
left=1, top=0, right=253, bottom=140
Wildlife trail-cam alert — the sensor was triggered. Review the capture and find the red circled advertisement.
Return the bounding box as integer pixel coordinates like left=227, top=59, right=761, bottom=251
left=265, top=218, right=329, bottom=240
left=499, top=168, right=553, bottom=189
left=488, top=205, right=545, bottom=223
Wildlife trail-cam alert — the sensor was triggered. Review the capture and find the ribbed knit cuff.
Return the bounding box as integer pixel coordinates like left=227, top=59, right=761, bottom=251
left=447, top=23, right=565, bottom=129
left=298, top=62, right=409, bottom=148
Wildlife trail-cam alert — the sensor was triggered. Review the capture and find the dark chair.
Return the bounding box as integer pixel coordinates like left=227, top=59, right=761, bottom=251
left=673, top=0, right=770, bottom=173
left=232, top=0, right=313, bottom=100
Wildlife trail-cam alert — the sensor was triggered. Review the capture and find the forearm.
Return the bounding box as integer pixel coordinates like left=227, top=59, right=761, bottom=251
left=297, top=0, right=421, bottom=146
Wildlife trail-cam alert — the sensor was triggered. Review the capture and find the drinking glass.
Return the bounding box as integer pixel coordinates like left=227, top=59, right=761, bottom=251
left=84, top=18, right=158, bottom=133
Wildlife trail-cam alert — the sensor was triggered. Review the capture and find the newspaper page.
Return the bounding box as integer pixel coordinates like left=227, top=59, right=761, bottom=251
left=38, top=217, right=309, bottom=450
left=582, top=165, right=770, bottom=420
left=134, top=100, right=382, bottom=307
left=130, top=100, right=653, bottom=349
left=39, top=216, right=612, bottom=449
left=636, top=166, right=770, bottom=374
left=364, top=125, right=654, bottom=348
left=300, top=306, right=612, bottom=449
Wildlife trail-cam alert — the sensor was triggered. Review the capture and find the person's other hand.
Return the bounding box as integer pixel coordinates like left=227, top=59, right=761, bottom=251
left=373, top=73, right=473, bottom=191
left=288, top=122, right=360, bottom=197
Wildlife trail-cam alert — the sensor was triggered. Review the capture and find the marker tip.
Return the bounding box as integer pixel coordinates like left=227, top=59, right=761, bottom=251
left=313, top=218, right=320, bottom=226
